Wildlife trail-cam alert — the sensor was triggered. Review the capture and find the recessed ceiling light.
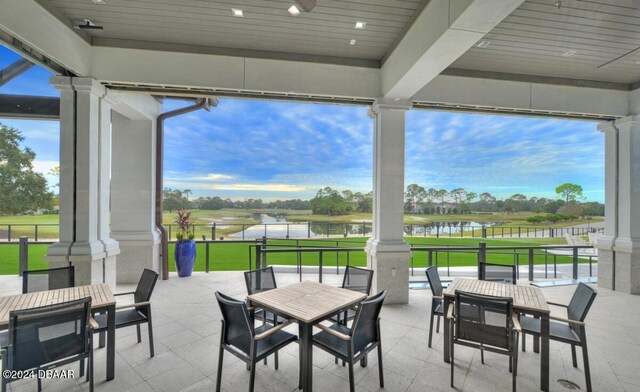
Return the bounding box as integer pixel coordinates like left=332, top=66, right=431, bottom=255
left=562, top=50, right=577, bottom=57
left=91, top=0, right=106, bottom=4
left=349, top=39, right=356, bottom=45
left=288, top=5, right=301, bottom=16
left=355, top=21, right=366, bottom=29
left=476, top=40, right=491, bottom=48
left=231, top=8, right=244, bottom=17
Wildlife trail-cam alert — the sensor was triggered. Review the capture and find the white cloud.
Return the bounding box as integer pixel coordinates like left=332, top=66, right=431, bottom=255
left=194, top=173, right=234, bottom=181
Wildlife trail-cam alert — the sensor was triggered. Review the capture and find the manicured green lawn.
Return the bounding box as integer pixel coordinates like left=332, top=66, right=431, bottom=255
left=1, top=237, right=587, bottom=275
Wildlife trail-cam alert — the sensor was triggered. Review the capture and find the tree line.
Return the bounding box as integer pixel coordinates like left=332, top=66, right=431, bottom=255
left=403, top=182, right=603, bottom=216
left=163, top=188, right=311, bottom=212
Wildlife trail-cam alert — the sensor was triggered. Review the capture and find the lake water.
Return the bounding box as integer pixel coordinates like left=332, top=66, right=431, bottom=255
left=229, top=215, right=497, bottom=239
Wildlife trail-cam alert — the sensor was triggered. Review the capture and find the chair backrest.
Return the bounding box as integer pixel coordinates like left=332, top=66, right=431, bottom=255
left=244, top=266, right=277, bottom=295
left=454, top=290, right=514, bottom=350
left=479, top=262, right=516, bottom=285
left=7, top=297, right=91, bottom=371
left=134, top=269, right=159, bottom=316
left=22, top=266, right=75, bottom=294
left=567, top=283, right=597, bottom=331
left=425, top=266, right=443, bottom=297
left=215, top=291, right=254, bottom=356
left=350, top=290, right=386, bottom=354
left=342, top=266, right=374, bottom=295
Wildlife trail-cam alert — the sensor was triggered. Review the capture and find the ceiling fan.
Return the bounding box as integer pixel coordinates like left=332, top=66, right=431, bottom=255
left=294, top=0, right=316, bottom=12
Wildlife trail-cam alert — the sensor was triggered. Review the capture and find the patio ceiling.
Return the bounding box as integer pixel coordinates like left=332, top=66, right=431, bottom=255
left=35, top=0, right=640, bottom=87
left=1, top=0, right=638, bottom=118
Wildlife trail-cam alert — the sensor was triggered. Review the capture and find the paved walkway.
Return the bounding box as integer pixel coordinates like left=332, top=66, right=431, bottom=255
left=1, top=271, right=637, bottom=392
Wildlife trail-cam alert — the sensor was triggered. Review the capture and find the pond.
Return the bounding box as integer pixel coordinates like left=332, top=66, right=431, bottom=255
left=228, top=214, right=372, bottom=239
left=228, top=215, right=499, bottom=239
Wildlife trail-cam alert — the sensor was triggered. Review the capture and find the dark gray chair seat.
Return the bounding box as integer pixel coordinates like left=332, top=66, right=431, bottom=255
left=227, top=323, right=298, bottom=361
left=94, top=308, right=146, bottom=328
left=519, top=317, right=581, bottom=343
left=311, top=323, right=352, bottom=359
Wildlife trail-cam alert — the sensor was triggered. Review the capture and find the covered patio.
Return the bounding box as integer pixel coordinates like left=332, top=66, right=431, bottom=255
left=2, top=1, right=640, bottom=391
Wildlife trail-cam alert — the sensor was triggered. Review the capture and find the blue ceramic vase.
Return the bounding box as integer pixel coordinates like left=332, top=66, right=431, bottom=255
left=175, top=239, right=196, bottom=277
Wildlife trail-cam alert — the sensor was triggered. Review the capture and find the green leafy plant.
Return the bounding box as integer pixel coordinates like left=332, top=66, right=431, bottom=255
left=175, top=208, right=195, bottom=240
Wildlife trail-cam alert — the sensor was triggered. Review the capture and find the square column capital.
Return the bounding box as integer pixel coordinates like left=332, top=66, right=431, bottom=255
left=371, top=98, right=412, bottom=115
left=72, top=77, right=107, bottom=97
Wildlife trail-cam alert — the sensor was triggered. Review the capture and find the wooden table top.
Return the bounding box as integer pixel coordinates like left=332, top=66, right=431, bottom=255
left=443, top=278, right=549, bottom=314
left=0, top=283, right=116, bottom=328
left=247, top=281, right=368, bottom=324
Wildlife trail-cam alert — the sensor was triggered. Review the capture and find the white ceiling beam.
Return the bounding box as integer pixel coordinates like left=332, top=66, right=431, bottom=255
left=0, top=0, right=91, bottom=76
left=381, top=0, right=524, bottom=100
left=91, top=47, right=380, bottom=100
left=414, top=75, right=629, bottom=118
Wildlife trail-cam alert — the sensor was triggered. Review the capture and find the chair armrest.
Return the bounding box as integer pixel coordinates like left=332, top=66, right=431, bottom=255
left=447, top=304, right=454, bottom=320
left=549, top=315, right=585, bottom=326
left=254, top=320, right=292, bottom=340
left=246, top=306, right=256, bottom=312
left=89, top=317, right=99, bottom=329
left=114, top=291, right=136, bottom=297
left=432, top=295, right=442, bottom=299
left=315, top=324, right=351, bottom=341
left=116, top=301, right=151, bottom=310
left=546, top=301, right=568, bottom=308
left=512, top=315, right=521, bottom=332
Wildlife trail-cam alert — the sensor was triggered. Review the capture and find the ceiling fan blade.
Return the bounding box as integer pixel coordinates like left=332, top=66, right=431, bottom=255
left=294, top=0, right=316, bottom=12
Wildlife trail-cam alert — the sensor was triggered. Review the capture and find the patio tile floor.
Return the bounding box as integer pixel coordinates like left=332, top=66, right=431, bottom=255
left=1, top=270, right=638, bottom=391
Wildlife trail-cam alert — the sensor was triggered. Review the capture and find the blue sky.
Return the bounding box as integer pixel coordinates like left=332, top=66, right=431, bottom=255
left=0, top=45, right=604, bottom=202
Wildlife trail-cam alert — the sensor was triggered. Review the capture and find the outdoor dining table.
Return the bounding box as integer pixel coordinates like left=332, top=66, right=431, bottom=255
left=0, top=283, right=117, bottom=381
left=247, top=280, right=367, bottom=392
left=443, top=278, right=551, bottom=391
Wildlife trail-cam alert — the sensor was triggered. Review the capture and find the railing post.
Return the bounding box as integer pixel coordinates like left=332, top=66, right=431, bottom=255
left=205, top=242, right=210, bottom=273
left=19, top=236, right=28, bottom=276
left=518, top=226, right=521, bottom=238
left=261, top=237, right=267, bottom=268
left=482, top=227, right=487, bottom=238
left=428, top=250, right=433, bottom=267
left=35, top=224, right=39, bottom=241
left=572, top=247, right=579, bottom=280
left=255, top=242, right=262, bottom=270
left=287, top=224, right=290, bottom=239
left=211, top=223, right=216, bottom=241
left=8, top=224, right=12, bottom=241
left=549, top=227, right=554, bottom=237
left=478, top=242, right=486, bottom=279
left=528, top=248, right=534, bottom=281
left=308, top=222, right=311, bottom=238
left=318, top=252, right=323, bottom=283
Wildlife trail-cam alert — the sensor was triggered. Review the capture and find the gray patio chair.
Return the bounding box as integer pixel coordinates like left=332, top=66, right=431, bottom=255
left=94, top=268, right=159, bottom=357
left=425, top=266, right=444, bottom=347
left=1, top=297, right=95, bottom=392
left=312, top=290, right=386, bottom=392
left=215, top=291, right=297, bottom=392
left=449, top=290, right=521, bottom=392
left=244, top=266, right=287, bottom=325
left=479, top=262, right=517, bottom=284
left=330, top=265, right=374, bottom=325
left=22, top=265, right=75, bottom=293
left=520, top=282, right=597, bottom=392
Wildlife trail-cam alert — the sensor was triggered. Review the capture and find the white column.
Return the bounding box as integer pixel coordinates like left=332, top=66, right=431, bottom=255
left=110, top=110, right=161, bottom=283
left=365, top=98, right=412, bottom=304
left=597, top=116, right=640, bottom=294
left=45, top=77, right=119, bottom=287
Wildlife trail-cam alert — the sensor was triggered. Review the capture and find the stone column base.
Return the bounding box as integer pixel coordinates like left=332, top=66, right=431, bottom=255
left=365, top=239, right=411, bottom=304
left=112, top=234, right=161, bottom=284
left=597, top=237, right=640, bottom=294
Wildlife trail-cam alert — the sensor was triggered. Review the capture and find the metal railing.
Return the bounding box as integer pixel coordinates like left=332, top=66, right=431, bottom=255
left=6, top=237, right=596, bottom=284
left=0, top=222, right=603, bottom=241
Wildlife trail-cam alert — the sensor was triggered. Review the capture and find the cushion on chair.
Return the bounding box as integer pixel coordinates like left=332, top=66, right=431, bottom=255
left=519, top=317, right=581, bottom=344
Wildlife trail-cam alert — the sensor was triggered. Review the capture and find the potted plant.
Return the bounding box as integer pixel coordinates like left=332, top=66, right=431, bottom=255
left=174, top=208, right=196, bottom=277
